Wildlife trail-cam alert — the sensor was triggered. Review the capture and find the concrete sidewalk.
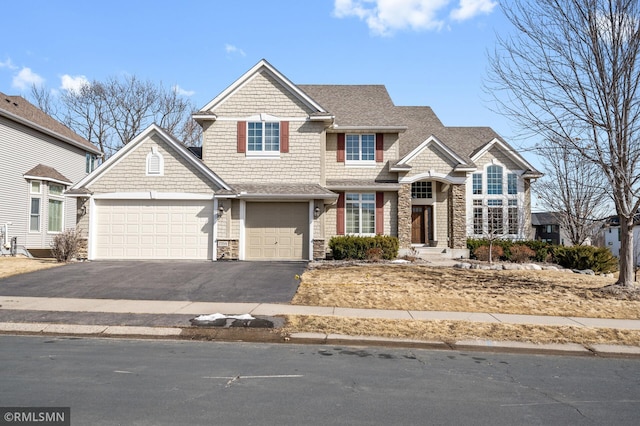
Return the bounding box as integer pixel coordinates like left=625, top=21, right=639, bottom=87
left=1, top=295, right=640, bottom=357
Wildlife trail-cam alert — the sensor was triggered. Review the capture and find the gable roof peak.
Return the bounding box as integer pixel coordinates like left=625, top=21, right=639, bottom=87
left=199, top=59, right=327, bottom=115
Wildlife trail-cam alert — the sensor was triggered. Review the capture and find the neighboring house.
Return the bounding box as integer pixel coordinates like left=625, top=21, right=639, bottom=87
left=601, top=215, right=640, bottom=264
left=532, top=212, right=564, bottom=245
left=0, top=92, right=102, bottom=256
left=70, top=59, right=541, bottom=261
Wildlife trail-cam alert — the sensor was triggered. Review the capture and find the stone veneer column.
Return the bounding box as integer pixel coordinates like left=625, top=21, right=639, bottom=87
left=448, top=184, right=467, bottom=249
left=397, top=184, right=412, bottom=249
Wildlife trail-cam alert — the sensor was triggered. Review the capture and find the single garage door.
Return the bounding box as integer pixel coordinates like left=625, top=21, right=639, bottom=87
left=245, top=202, right=308, bottom=260
left=95, top=199, right=213, bottom=260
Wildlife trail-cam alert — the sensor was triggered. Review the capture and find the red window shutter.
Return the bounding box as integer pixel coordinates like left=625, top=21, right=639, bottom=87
left=337, top=133, right=345, bottom=162
left=336, top=192, right=345, bottom=235
left=237, top=121, right=246, bottom=153
left=376, top=192, right=384, bottom=235
left=376, top=133, right=384, bottom=162
left=280, top=121, right=289, bottom=153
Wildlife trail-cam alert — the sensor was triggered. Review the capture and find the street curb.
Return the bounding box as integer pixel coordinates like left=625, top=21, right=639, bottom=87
left=1, top=323, right=640, bottom=358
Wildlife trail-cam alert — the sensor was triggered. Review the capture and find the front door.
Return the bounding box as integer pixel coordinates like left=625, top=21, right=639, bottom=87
left=411, top=206, right=434, bottom=244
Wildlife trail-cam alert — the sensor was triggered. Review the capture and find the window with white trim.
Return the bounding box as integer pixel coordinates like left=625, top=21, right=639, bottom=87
left=411, top=181, right=433, bottom=199
left=346, top=134, right=375, bottom=163
left=472, top=173, right=482, bottom=194
left=29, top=198, right=40, bottom=232
left=487, top=199, right=503, bottom=234
left=248, top=122, right=279, bottom=153
left=473, top=200, right=483, bottom=235
left=508, top=199, right=518, bottom=234
left=346, top=193, right=375, bottom=234
left=47, top=183, right=64, bottom=233
left=30, top=180, right=41, bottom=194
left=86, top=153, right=97, bottom=173
left=487, top=165, right=503, bottom=195
left=507, top=173, right=518, bottom=195
left=146, top=147, right=164, bottom=175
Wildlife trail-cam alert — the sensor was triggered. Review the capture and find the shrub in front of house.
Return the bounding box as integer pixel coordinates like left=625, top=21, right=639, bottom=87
left=51, top=229, right=81, bottom=263
left=329, top=235, right=399, bottom=261
left=467, top=238, right=554, bottom=263
left=553, top=245, right=618, bottom=273
left=509, top=244, right=536, bottom=263
left=473, top=245, right=504, bottom=262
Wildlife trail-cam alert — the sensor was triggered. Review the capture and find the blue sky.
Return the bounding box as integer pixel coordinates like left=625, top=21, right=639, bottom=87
left=1, top=1, right=539, bottom=171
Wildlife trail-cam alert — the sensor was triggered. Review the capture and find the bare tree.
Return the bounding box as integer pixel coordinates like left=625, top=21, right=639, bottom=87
left=31, top=76, right=200, bottom=158
left=534, top=138, right=611, bottom=245
left=488, top=0, right=640, bottom=287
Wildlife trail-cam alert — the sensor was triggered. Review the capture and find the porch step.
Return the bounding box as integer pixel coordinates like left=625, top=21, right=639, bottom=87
left=407, top=246, right=470, bottom=262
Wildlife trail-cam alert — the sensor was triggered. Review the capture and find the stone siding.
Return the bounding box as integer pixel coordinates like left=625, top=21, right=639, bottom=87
left=449, top=183, right=467, bottom=249
left=397, top=184, right=411, bottom=249
left=216, top=239, right=239, bottom=260
left=313, top=239, right=325, bottom=260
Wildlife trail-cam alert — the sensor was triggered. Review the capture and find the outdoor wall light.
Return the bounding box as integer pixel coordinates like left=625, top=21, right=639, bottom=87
left=218, top=203, right=224, bottom=218
left=314, top=206, right=320, bottom=218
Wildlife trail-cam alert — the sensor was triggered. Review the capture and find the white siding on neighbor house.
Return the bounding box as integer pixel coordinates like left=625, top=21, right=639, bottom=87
left=0, top=116, right=92, bottom=250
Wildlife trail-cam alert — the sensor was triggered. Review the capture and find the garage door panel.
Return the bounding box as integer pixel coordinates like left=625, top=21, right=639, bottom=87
left=95, top=200, right=213, bottom=260
left=245, top=202, right=308, bottom=260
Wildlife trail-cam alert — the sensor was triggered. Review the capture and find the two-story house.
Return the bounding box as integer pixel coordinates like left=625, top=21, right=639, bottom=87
left=70, top=59, right=541, bottom=261
left=0, top=92, right=101, bottom=257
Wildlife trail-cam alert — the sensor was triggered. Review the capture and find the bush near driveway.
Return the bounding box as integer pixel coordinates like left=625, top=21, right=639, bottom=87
left=329, top=235, right=399, bottom=260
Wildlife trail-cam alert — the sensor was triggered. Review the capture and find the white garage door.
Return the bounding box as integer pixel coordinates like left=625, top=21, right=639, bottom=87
left=245, top=202, right=308, bottom=260
left=95, top=199, right=213, bottom=260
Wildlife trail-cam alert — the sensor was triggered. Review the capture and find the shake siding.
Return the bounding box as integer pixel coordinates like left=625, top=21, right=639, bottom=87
left=202, top=119, right=324, bottom=184
left=473, top=146, right=519, bottom=171
left=325, top=133, right=398, bottom=181
left=404, top=144, right=458, bottom=178
left=0, top=116, right=91, bottom=250
left=213, top=72, right=312, bottom=116
left=88, top=135, right=219, bottom=193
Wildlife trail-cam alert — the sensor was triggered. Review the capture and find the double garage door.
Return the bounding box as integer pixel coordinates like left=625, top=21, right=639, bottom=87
left=94, top=200, right=308, bottom=261
left=245, top=202, right=308, bottom=260
left=95, top=199, right=213, bottom=260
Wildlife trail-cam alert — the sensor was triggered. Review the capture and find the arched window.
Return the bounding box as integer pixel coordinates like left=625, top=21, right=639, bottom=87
left=486, top=165, right=503, bottom=195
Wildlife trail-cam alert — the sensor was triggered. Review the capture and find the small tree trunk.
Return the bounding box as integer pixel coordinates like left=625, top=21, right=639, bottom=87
left=617, top=216, right=635, bottom=288
left=488, top=240, right=493, bottom=264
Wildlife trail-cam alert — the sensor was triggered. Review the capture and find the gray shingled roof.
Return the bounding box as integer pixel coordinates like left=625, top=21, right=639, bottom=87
left=23, top=164, right=72, bottom=184
left=221, top=183, right=338, bottom=199
left=531, top=212, right=562, bottom=226
left=296, top=85, right=528, bottom=171
left=0, top=92, right=101, bottom=154
left=298, top=85, right=401, bottom=127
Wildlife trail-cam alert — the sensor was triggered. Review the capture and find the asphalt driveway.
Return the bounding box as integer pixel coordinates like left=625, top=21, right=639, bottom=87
left=0, top=261, right=307, bottom=303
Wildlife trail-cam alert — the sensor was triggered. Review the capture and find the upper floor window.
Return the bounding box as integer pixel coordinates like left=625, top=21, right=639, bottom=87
left=487, top=165, right=503, bottom=195
left=86, top=153, right=97, bottom=173
left=248, top=122, right=280, bottom=153
left=507, top=173, right=518, bottom=194
left=472, top=173, right=482, bottom=194
left=146, top=147, right=164, bottom=176
left=411, top=181, right=433, bottom=199
left=346, top=134, right=375, bottom=163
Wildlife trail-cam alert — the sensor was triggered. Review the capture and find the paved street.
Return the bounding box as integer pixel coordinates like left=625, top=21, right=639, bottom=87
left=1, top=336, right=639, bottom=425
left=0, top=261, right=306, bottom=302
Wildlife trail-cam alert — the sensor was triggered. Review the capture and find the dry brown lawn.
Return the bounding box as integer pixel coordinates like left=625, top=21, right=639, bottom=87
left=0, top=256, right=62, bottom=279
left=283, top=263, right=640, bottom=346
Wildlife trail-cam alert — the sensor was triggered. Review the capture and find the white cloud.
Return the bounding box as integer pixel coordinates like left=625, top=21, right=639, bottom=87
left=173, top=84, right=195, bottom=97
left=0, top=58, right=17, bottom=70
left=333, top=0, right=496, bottom=35
left=450, top=0, right=497, bottom=21
left=12, top=67, right=44, bottom=90
left=225, top=44, right=246, bottom=57
left=60, top=74, right=90, bottom=94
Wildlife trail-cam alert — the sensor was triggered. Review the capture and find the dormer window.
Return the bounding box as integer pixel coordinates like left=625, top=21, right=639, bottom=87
left=146, top=147, right=164, bottom=176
